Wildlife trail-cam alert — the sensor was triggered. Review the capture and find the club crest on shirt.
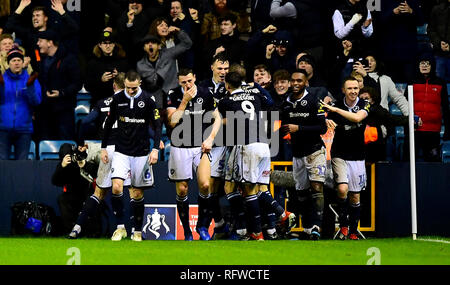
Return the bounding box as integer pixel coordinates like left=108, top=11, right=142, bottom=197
left=138, top=101, right=145, bottom=108
left=196, top=97, right=204, bottom=104
left=301, top=100, right=307, bottom=106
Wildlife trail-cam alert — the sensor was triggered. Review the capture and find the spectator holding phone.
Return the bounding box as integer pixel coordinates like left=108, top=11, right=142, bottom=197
left=85, top=30, right=129, bottom=105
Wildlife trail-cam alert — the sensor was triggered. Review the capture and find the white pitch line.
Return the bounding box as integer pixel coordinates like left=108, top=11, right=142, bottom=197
left=417, top=238, right=450, bottom=244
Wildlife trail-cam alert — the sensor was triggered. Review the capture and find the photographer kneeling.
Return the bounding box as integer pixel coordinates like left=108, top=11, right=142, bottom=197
left=52, top=143, right=99, bottom=236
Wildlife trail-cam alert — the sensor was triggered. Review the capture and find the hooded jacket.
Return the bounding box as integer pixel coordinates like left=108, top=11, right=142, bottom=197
left=0, top=69, right=41, bottom=133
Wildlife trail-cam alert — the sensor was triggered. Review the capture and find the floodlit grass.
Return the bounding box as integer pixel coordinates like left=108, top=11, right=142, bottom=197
left=0, top=236, right=449, bottom=265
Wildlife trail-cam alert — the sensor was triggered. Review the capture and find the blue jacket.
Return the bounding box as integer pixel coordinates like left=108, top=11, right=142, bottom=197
left=0, top=69, right=42, bottom=133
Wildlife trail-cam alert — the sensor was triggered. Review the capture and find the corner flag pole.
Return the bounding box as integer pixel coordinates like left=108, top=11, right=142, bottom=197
left=408, top=85, right=417, bottom=240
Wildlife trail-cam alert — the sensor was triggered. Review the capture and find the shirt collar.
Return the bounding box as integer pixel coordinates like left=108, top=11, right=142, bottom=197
left=124, top=87, right=142, bottom=99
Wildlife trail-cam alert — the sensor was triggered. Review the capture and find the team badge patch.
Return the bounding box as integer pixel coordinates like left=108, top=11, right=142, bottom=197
left=301, top=100, right=307, bottom=106
left=138, top=101, right=145, bottom=108
left=196, top=97, right=204, bottom=104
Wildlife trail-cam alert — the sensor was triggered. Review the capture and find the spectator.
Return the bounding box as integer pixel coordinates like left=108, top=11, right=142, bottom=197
left=366, top=53, right=409, bottom=115
left=35, top=30, right=82, bottom=140
left=428, top=1, right=450, bottom=82
left=264, top=30, right=297, bottom=73
left=0, top=34, right=33, bottom=75
left=85, top=30, right=129, bottom=105
left=405, top=53, right=450, bottom=161
left=116, top=0, right=153, bottom=65
left=0, top=47, right=41, bottom=160
left=297, top=54, right=327, bottom=88
left=148, top=17, right=176, bottom=50
left=205, top=13, right=246, bottom=69
left=4, top=0, right=79, bottom=65
left=253, top=64, right=273, bottom=91
left=270, top=0, right=335, bottom=71
left=271, top=69, right=291, bottom=110
left=246, top=24, right=278, bottom=74
left=378, top=0, right=424, bottom=83
left=136, top=30, right=192, bottom=109
left=169, top=0, right=201, bottom=70
left=250, top=0, right=273, bottom=33
left=200, top=0, right=250, bottom=44
left=332, top=0, right=373, bottom=60
left=147, top=0, right=171, bottom=22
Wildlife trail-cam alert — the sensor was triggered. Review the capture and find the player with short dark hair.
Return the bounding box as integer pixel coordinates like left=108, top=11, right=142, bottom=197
left=101, top=70, right=162, bottom=242
left=219, top=71, right=280, bottom=240
left=280, top=69, right=328, bottom=240
left=320, top=76, right=371, bottom=240
left=166, top=68, right=222, bottom=241
left=198, top=53, right=231, bottom=239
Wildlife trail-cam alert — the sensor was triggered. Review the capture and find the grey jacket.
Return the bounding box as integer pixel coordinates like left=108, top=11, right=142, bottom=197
left=137, top=30, right=192, bottom=108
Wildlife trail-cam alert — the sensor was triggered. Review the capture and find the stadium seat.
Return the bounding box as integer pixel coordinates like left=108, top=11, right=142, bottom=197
left=39, top=140, right=76, bottom=160
left=75, top=100, right=90, bottom=125
left=9, top=141, right=36, bottom=160
left=395, top=83, right=407, bottom=95
left=417, top=24, right=427, bottom=35
left=389, top=104, right=402, bottom=116
left=77, top=86, right=91, bottom=102
left=395, top=126, right=404, bottom=161
left=442, top=141, right=450, bottom=163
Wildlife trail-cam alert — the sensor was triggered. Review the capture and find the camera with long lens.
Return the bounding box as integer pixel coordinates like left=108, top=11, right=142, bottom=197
left=71, top=145, right=87, bottom=162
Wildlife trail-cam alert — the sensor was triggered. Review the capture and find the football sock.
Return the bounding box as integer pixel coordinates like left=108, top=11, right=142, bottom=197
left=226, top=191, right=246, bottom=232
left=297, top=189, right=311, bottom=228
left=111, top=192, right=125, bottom=226
left=176, top=194, right=191, bottom=234
left=130, top=197, right=145, bottom=232
left=75, top=195, right=100, bottom=229
left=349, top=201, right=361, bottom=234
left=337, top=196, right=349, bottom=227
left=197, top=193, right=210, bottom=229
left=245, top=194, right=262, bottom=234
left=209, top=193, right=224, bottom=226
left=258, top=190, right=285, bottom=218
left=311, top=190, right=324, bottom=228
left=257, top=192, right=277, bottom=230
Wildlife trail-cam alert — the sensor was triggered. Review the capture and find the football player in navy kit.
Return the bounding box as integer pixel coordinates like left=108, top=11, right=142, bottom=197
left=101, top=70, right=162, bottom=242
left=198, top=53, right=231, bottom=238
left=321, top=76, right=370, bottom=240
left=280, top=69, right=328, bottom=240
left=219, top=71, right=294, bottom=240
left=166, top=68, right=222, bottom=241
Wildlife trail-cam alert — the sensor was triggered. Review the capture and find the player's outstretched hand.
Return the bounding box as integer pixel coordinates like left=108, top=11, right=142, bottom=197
left=320, top=100, right=337, bottom=112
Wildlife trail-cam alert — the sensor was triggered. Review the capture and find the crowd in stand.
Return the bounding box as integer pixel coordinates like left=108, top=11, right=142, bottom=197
left=0, top=0, right=449, bottom=162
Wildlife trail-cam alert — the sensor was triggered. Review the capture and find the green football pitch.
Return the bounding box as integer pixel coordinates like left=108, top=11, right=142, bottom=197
left=0, top=236, right=449, bottom=265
